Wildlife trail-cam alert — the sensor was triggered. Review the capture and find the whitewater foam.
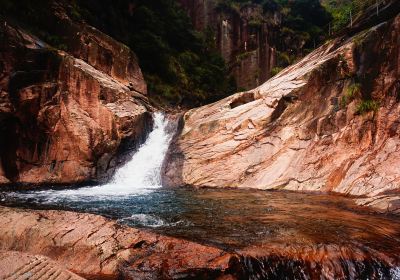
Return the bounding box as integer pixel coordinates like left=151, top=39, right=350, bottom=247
left=7, top=112, right=173, bottom=202
left=118, top=214, right=166, bottom=228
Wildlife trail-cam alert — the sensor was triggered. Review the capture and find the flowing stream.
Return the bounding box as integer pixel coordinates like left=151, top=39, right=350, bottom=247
left=2, top=113, right=400, bottom=279
left=11, top=112, right=172, bottom=200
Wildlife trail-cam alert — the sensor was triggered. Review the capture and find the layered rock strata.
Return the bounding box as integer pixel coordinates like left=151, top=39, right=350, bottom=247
left=0, top=251, right=85, bottom=280
left=163, top=8, right=400, bottom=213
left=0, top=207, right=236, bottom=280
left=0, top=14, right=152, bottom=186
left=179, top=0, right=280, bottom=89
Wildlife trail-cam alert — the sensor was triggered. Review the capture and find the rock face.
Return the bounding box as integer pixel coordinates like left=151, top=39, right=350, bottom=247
left=0, top=12, right=152, bottom=186
left=0, top=251, right=85, bottom=280
left=0, top=207, right=237, bottom=280
left=179, top=0, right=280, bottom=89
left=52, top=4, right=147, bottom=96
left=163, top=7, right=400, bottom=213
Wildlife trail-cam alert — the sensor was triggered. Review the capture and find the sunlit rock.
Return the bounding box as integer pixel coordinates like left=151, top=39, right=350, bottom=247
left=163, top=11, right=400, bottom=213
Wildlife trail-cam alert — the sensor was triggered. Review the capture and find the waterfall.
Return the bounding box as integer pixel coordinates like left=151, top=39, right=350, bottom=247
left=108, top=112, right=172, bottom=192
left=12, top=112, right=173, bottom=202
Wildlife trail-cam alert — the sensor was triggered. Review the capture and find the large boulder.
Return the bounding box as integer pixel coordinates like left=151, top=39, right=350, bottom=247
left=163, top=8, right=400, bottom=213
left=0, top=16, right=152, bottom=186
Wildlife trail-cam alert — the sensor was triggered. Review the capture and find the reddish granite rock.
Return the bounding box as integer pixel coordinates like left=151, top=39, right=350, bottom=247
left=0, top=206, right=399, bottom=279
left=163, top=7, right=400, bottom=213
left=0, top=250, right=85, bottom=280
left=52, top=4, right=147, bottom=95
left=0, top=17, right=152, bottom=186
left=0, top=207, right=237, bottom=280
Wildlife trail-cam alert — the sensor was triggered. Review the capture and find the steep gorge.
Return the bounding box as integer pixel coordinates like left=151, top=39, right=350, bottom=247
left=179, top=0, right=281, bottom=90
left=178, top=0, right=332, bottom=91
left=163, top=0, right=400, bottom=214
left=0, top=1, right=400, bottom=279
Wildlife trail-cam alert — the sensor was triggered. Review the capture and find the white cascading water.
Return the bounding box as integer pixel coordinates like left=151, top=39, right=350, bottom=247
left=19, top=112, right=173, bottom=201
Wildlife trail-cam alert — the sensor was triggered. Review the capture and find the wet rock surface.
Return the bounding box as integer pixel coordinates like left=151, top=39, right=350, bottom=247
left=0, top=11, right=152, bottom=187
left=0, top=206, right=237, bottom=280
left=0, top=205, right=399, bottom=280
left=163, top=9, right=400, bottom=213
left=0, top=250, right=85, bottom=280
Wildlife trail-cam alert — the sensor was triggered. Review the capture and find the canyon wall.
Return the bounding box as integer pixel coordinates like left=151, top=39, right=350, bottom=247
left=163, top=3, right=400, bottom=213
left=0, top=10, right=152, bottom=187
left=179, top=0, right=280, bottom=90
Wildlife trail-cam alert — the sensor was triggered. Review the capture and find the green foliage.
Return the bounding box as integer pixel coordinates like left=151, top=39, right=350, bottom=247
left=262, top=0, right=280, bottom=13
left=276, top=50, right=293, bottom=68
left=0, top=0, right=71, bottom=51
left=356, top=100, right=380, bottom=114
left=271, top=67, right=283, bottom=77
left=218, top=0, right=332, bottom=66
left=341, top=83, right=361, bottom=107
left=76, top=0, right=237, bottom=107
left=248, top=19, right=263, bottom=28
left=216, top=0, right=242, bottom=14
left=0, top=0, right=237, bottom=107
left=322, top=0, right=353, bottom=32
left=322, top=0, right=381, bottom=34
left=69, top=1, right=90, bottom=21
left=340, top=82, right=380, bottom=115
left=275, top=0, right=332, bottom=48
left=236, top=51, right=253, bottom=62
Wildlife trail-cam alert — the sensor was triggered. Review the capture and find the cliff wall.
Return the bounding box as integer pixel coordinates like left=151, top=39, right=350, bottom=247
left=0, top=10, right=152, bottom=187
left=163, top=2, right=400, bottom=213
left=179, top=0, right=280, bottom=90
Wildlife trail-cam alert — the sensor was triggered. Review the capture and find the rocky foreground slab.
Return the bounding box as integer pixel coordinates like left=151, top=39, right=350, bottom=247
left=0, top=251, right=85, bottom=280
left=0, top=206, right=399, bottom=279
left=0, top=206, right=237, bottom=280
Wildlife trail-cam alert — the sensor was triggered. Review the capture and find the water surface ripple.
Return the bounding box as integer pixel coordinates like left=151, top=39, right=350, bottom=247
left=1, top=113, right=400, bottom=279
